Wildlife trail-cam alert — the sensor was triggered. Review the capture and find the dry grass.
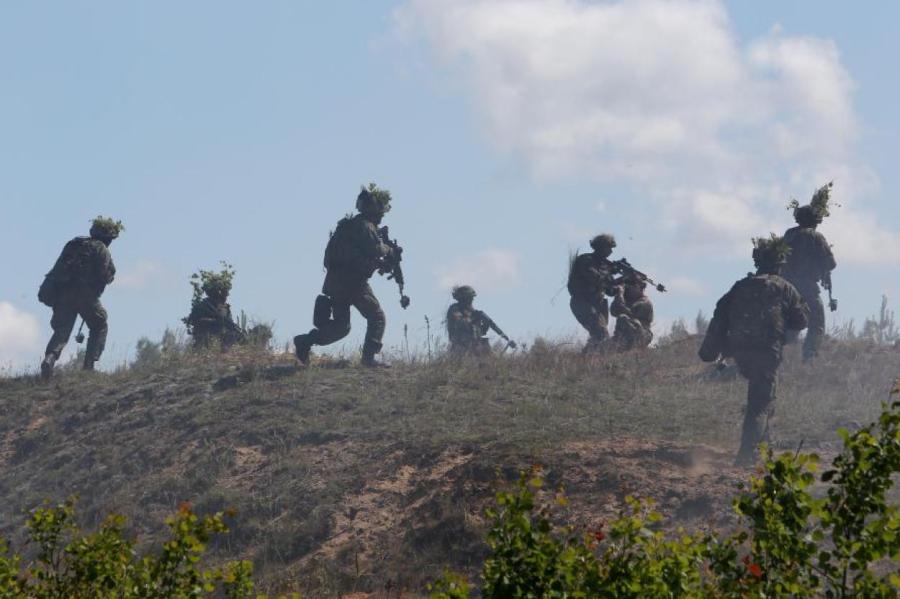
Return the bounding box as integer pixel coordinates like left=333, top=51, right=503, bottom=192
left=0, top=337, right=897, bottom=596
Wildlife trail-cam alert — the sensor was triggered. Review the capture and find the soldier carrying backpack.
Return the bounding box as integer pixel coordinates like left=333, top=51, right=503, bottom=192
left=293, top=183, right=403, bottom=368
left=699, top=235, right=808, bottom=466
left=38, top=216, right=123, bottom=378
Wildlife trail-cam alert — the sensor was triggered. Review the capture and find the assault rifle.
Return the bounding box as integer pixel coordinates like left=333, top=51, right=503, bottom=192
left=473, top=310, right=517, bottom=349
left=378, top=226, right=411, bottom=309
left=610, top=258, right=667, bottom=293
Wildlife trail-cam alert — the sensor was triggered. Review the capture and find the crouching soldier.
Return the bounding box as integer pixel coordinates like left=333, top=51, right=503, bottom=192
left=446, top=285, right=516, bottom=356
left=183, top=263, right=245, bottom=349
left=611, top=276, right=654, bottom=351
left=699, top=235, right=808, bottom=466
left=38, top=216, right=123, bottom=377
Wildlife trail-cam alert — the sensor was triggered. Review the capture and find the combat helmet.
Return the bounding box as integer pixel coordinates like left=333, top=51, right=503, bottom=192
left=452, top=285, right=477, bottom=302
left=356, top=183, right=392, bottom=216
left=589, top=233, right=616, bottom=252
left=752, top=234, right=791, bottom=272
left=89, top=216, right=124, bottom=241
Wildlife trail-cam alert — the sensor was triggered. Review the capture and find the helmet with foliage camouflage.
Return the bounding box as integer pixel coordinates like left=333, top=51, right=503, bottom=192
left=356, top=183, right=392, bottom=216
left=190, top=262, right=235, bottom=302
left=89, top=216, right=124, bottom=241
left=451, top=285, right=477, bottom=301
left=788, top=181, right=833, bottom=227
left=589, top=233, right=616, bottom=251
left=752, top=234, right=791, bottom=270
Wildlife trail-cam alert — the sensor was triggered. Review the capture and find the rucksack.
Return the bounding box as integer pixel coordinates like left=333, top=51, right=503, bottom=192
left=323, top=216, right=354, bottom=269
left=37, top=237, right=97, bottom=306
left=726, top=277, right=784, bottom=350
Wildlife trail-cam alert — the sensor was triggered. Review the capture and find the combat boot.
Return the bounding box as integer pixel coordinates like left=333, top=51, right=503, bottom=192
left=360, top=340, right=389, bottom=368
left=294, top=333, right=313, bottom=365
left=40, top=354, right=56, bottom=379
left=83, top=359, right=96, bottom=372
left=361, top=353, right=390, bottom=368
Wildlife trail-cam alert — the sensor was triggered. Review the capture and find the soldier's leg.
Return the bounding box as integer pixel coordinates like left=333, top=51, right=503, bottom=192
left=310, top=300, right=352, bottom=346
left=802, top=293, right=825, bottom=361
left=42, top=303, right=78, bottom=376
left=735, top=352, right=779, bottom=465
left=353, top=285, right=386, bottom=363
left=80, top=298, right=109, bottom=370
left=570, top=297, right=609, bottom=353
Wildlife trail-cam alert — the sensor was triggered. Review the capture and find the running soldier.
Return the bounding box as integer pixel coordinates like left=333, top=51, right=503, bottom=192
left=38, top=216, right=123, bottom=377
left=699, top=235, right=808, bottom=466
left=446, top=285, right=516, bottom=355
left=783, top=182, right=837, bottom=361
left=293, top=184, right=404, bottom=368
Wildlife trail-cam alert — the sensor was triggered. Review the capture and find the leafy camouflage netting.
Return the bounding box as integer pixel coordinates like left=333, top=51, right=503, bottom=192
left=89, top=216, right=125, bottom=239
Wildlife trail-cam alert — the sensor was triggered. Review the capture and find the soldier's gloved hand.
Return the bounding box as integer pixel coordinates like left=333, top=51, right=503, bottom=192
left=506, top=338, right=517, bottom=349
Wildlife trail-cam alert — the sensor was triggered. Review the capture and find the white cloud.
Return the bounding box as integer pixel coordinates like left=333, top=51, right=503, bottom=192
left=0, top=302, right=41, bottom=368
left=116, top=260, right=168, bottom=290
left=396, top=0, right=900, bottom=265
left=437, top=248, right=522, bottom=291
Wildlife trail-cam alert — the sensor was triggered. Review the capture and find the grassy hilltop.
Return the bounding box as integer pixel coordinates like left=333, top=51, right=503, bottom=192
left=0, top=338, right=897, bottom=596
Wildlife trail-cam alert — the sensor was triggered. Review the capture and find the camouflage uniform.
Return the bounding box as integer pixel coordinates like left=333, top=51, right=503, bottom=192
left=184, top=297, right=243, bottom=348
left=39, top=229, right=117, bottom=375
left=568, top=235, right=618, bottom=353
left=295, top=188, right=393, bottom=366
left=782, top=223, right=836, bottom=361
left=446, top=286, right=514, bottom=356
left=700, top=241, right=808, bottom=466
left=610, top=281, right=654, bottom=351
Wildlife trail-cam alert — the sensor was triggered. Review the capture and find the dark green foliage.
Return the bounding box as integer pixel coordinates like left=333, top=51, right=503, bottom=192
left=433, top=400, right=900, bottom=597
left=189, top=262, right=235, bottom=307
left=788, top=181, right=836, bottom=220
left=0, top=500, right=302, bottom=598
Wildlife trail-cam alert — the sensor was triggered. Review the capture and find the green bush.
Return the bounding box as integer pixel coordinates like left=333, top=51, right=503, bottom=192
left=0, top=501, right=298, bottom=598
left=434, top=399, right=900, bottom=597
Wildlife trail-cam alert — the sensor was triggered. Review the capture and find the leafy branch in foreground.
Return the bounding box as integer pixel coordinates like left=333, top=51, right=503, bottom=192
left=433, top=398, right=900, bottom=597
left=0, top=501, right=299, bottom=598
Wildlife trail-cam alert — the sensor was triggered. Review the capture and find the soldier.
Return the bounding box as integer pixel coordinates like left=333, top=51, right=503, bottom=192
left=782, top=183, right=837, bottom=361
left=182, top=263, right=245, bottom=349
left=568, top=234, right=619, bottom=353
left=610, top=276, right=654, bottom=351
left=293, top=184, right=399, bottom=368
left=446, top=285, right=516, bottom=356
left=37, top=216, right=123, bottom=377
left=699, top=235, right=808, bottom=466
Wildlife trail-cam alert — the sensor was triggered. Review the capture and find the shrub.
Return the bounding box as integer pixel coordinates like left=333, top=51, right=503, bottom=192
left=0, top=500, right=299, bottom=598
left=433, top=398, right=900, bottom=597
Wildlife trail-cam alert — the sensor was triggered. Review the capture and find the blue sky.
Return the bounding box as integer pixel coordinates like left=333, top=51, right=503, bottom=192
left=2, top=1, right=898, bottom=371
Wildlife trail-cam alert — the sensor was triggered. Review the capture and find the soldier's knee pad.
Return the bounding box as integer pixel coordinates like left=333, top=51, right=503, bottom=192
left=313, top=294, right=333, bottom=329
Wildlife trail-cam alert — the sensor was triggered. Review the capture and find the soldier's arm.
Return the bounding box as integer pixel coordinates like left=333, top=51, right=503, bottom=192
left=358, top=221, right=388, bottom=260
left=610, top=289, right=630, bottom=318
left=784, top=285, right=809, bottom=332
left=818, top=233, right=837, bottom=274
left=633, top=300, right=653, bottom=327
